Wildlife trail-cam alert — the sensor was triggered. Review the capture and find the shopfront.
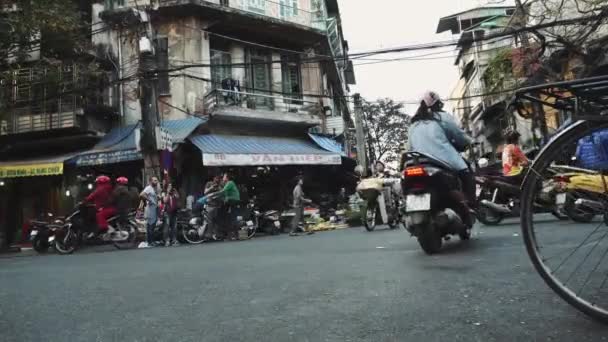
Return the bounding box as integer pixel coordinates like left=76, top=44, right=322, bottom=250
left=0, top=156, right=75, bottom=245
left=187, top=133, right=354, bottom=211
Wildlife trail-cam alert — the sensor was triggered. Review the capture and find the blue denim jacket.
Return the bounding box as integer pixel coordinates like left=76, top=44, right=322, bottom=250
left=408, top=111, right=472, bottom=171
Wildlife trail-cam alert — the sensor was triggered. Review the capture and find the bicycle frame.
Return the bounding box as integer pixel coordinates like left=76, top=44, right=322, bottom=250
left=513, top=75, right=608, bottom=187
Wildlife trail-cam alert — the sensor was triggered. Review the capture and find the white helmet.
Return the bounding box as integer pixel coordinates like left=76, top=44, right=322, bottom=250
left=420, top=91, right=441, bottom=107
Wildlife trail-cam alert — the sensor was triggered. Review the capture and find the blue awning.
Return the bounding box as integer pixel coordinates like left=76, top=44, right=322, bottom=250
left=189, top=134, right=342, bottom=166
left=308, top=133, right=346, bottom=156
left=69, top=117, right=205, bottom=167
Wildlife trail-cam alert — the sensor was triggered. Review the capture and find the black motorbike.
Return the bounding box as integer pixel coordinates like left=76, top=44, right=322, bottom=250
left=237, top=198, right=282, bottom=239
left=401, top=152, right=471, bottom=254
left=401, top=152, right=472, bottom=254
left=54, top=204, right=138, bottom=254
left=29, top=213, right=63, bottom=253
left=475, top=166, right=571, bottom=225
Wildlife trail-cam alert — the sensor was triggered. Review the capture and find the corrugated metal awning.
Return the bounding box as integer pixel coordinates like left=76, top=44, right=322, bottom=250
left=189, top=134, right=342, bottom=166
left=308, top=133, right=346, bottom=156
left=68, top=118, right=205, bottom=167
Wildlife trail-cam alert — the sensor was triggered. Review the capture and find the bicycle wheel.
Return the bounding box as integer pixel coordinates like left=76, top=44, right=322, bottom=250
left=521, top=120, right=608, bottom=322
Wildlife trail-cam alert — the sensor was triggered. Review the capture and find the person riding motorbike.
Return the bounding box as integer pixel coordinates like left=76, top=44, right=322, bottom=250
left=112, top=177, right=132, bottom=223
left=407, top=91, right=476, bottom=226
left=502, top=130, right=529, bottom=177
left=82, top=175, right=116, bottom=234
left=374, top=161, right=390, bottom=178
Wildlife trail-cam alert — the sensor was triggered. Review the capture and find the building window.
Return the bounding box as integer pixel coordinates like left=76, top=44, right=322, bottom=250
left=281, top=55, right=302, bottom=104
left=104, top=0, right=125, bottom=10
left=280, top=0, right=298, bottom=17
left=211, top=49, right=232, bottom=89
left=248, top=0, right=265, bottom=13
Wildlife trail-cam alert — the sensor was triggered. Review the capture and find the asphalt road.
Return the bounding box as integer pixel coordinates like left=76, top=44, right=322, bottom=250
left=2, top=220, right=608, bottom=342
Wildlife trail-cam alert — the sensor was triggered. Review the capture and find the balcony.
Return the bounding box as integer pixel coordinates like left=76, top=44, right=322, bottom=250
left=2, top=97, right=85, bottom=135
left=203, top=0, right=327, bottom=31
left=0, top=65, right=117, bottom=137
left=105, top=0, right=327, bottom=31
left=202, top=89, right=322, bottom=126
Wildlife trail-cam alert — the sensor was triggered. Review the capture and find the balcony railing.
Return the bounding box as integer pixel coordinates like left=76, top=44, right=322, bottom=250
left=1, top=95, right=85, bottom=135
left=202, top=88, right=318, bottom=116
left=157, top=0, right=327, bottom=31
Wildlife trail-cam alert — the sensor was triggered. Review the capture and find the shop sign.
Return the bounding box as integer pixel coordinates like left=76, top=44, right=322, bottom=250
left=202, top=153, right=342, bottom=166
left=75, top=149, right=143, bottom=167
left=0, top=162, right=63, bottom=178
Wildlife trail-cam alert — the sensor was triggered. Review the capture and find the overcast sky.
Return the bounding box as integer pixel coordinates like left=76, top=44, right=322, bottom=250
left=340, top=0, right=514, bottom=113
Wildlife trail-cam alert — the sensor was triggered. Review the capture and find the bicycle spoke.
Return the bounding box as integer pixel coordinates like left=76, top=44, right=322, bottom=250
left=578, top=239, right=608, bottom=296
left=563, top=229, right=608, bottom=286
left=543, top=229, right=608, bottom=263
left=551, top=221, right=606, bottom=274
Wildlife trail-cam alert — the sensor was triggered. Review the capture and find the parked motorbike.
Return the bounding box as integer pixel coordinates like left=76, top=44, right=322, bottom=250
left=29, top=213, right=62, bottom=253
left=54, top=204, right=138, bottom=254
left=475, top=159, right=583, bottom=225
left=400, top=152, right=472, bottom=254
left=549, top=167, right=606, bottom=223
left=237, top=198, right=282, bottom=239
left=356, top=177, right=401, bottom=231
left=182, top=195, right=221, bottom=244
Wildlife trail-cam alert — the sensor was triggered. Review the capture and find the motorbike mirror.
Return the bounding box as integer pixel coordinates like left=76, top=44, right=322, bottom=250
left=478, top=158, right=489, bottom=168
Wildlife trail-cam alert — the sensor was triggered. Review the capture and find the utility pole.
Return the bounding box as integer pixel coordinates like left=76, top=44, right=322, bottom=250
left=138, top=11, right=160, bottom=180
left=515, top=0, right=548, bottom=146
left=353, top=93, right=367, bottom=175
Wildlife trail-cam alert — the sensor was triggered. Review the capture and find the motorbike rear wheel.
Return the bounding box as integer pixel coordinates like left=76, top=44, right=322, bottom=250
left=417, top=225, right=442, bottom=255
left=112, top=221, right=138, bottom=250
left=32, top=235, right=50, bottom=253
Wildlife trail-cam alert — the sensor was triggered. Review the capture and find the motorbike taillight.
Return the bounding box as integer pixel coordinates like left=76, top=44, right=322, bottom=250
left=403, top=166, right=427, bottom=177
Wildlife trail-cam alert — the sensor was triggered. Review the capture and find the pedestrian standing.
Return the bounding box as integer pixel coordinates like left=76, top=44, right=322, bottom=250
left=140, top=176, right=159, bottom=248
left=163, top=182, right=180, bottom=246
left=220, top=172, right=240, bottom=241
left=204, top=175, right=223, bottom=240
left=290, top=176, right=313, bottom=236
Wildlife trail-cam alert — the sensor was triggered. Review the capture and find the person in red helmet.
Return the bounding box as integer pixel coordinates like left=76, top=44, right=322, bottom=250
left=112, top=177, right=132, bottom=223
left=83, top=175, right=116, bottom=234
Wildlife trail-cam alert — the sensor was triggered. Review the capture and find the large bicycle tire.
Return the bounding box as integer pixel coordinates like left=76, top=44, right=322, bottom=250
left=521, top=120, right=608, bottom=323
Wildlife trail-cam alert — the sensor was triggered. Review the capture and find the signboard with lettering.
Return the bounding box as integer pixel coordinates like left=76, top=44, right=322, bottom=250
left=156, top=126, right=173, bottom=152
left=0, top=163, right=64, bottom=178
left=74, top=149, right=143, bottom=167
left=202, top=153, right=342, bottom=166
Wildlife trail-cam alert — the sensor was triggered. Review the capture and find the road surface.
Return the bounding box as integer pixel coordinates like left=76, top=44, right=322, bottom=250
left=1, top=219, right=608, bottom=341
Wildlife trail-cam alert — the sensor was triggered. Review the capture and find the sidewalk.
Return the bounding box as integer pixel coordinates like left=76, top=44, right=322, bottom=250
left=0, top=244, right=38, bottom=259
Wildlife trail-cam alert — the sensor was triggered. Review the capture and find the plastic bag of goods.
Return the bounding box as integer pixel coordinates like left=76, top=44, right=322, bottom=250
left=356, top=178, right=384, bottom=201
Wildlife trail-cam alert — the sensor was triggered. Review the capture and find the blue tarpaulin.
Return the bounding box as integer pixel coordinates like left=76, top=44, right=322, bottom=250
left=69, top=117, right=205, bottom=167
